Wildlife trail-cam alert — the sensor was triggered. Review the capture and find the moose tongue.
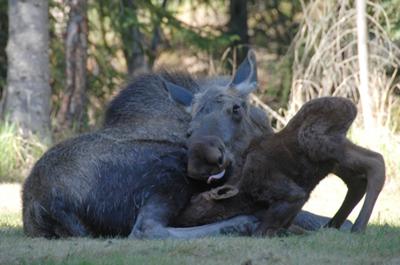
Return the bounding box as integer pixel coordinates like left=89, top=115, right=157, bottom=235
left=207, top=170, right=226, bottom=184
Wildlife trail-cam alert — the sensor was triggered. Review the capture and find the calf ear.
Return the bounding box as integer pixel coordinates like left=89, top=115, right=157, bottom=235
left=162, top=79, right=194, bottom=107
left=230, top=49, right=258, bottom=96
left=209, top=185, right=239, bottom=200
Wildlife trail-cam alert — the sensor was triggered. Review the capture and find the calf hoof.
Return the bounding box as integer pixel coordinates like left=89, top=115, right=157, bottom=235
left=342, top=220, right=353, bottom=231
left=324, top=219, right=353, bottom=231
left=350, top=223, right=365, bottom=233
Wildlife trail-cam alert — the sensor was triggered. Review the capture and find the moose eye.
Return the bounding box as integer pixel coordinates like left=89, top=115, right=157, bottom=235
left=232, top=104, right=242, bottom=121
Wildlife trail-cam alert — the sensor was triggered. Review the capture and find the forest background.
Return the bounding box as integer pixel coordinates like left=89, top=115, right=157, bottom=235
left=1, top=1, right=400, bottom=264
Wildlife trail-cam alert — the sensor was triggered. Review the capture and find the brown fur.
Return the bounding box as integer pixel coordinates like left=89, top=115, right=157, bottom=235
left=177, top=97, right=385, bottom=235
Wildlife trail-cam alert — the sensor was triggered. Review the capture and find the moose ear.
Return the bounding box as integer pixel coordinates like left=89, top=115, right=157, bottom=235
left=230, top=49, right=258, bottom=96
left=162, top=79, right=194, bottom=107
left=208, top=185, right=239, bottom=200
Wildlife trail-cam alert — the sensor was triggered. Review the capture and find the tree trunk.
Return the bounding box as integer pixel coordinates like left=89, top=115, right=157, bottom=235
left=356, top=0, right=374, bottom=131
left=57, top=0, right=87, bottom=131
left=0, top=0, right=7, bottom=111
left=3, top=0, right=51, bottom=141
left=127, top=26, right=149, bottom=76
left=122, top=0, right=149, bottom=76
left=149, top=0, right=167, bottom=67
left=228, top=0, right=249, bottom=66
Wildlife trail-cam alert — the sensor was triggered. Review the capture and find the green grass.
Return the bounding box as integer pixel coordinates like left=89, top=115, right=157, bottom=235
left=0, top=122, right=47, bottom=183
left=1, top=211, right=400, bottom=265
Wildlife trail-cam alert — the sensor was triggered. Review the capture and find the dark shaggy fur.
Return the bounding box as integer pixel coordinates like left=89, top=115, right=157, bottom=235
left=23, top=53, right=347, bottom=239
left=23, top=73, right=210, bottom=238
left=22, top=70, right=269, bottom=239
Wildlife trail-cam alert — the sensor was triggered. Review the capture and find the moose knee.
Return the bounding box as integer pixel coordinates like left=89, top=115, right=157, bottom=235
left=130, top=218, right=170, bottom=239
left=367, top=153, right=386, bottom=192
left=345, top=143, right=386, bottom=193
left=349, top=149, right=386, bottom=233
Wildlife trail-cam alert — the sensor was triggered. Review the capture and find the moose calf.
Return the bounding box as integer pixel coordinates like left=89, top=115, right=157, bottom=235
left=177, top=97, right=385, bottom=235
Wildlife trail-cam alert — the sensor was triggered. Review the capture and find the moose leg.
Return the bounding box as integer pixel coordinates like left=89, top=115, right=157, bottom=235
left=254, top=176, right=308, bottom=237
left=50, top=195, right=88, bottom=237
left=130, top=194, right=259, bottom=239
left=129, top=194, right=177, bottom=239
left=328, top=141, right=385, bottom=232
left=256, top=198, right=307, bottom=237
left=293, top=210, right=352, bottom=231
left=167, top=215, right=259, bottom=238
left=326, top=166, right=367, bottom=229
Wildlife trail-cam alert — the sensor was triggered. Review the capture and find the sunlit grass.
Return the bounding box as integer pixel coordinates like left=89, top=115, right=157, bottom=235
left=1, top=180, right=400, bottom=265
left=0, top=210, right=399, bottom=265
left=0, top=121, right=47, bottom=183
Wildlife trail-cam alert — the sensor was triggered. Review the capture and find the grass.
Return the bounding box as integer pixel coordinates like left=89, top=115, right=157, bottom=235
left=1, top=212, right=400, bottom=265
left=1, top=180, right=400, bottom=265
left=0, top=121, right=47, bottom=183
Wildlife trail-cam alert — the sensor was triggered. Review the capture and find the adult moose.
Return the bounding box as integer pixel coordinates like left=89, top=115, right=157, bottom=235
left=22, top=51, right=332, bottom=239
left=178, top=97, right=385, bottom=234
left=22, top=52, right=265, bottom=239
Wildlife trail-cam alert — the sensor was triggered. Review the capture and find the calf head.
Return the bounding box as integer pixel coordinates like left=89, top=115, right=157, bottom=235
left=163, top=50, right=271, bottom=185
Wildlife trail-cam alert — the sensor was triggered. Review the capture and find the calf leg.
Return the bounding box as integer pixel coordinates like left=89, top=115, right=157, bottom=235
left=167, top=215, right=260, bottom=238
left=178, top=186, right=346, bottom=233
left=327, top=165, right=367, bottom=229
left=130, top=194, right=259, bottom=239
left=256, top=198, right=307, bottom=237
left=254, top=176, right=308, bottom=237
left=329, top=141, right=385, bottom=232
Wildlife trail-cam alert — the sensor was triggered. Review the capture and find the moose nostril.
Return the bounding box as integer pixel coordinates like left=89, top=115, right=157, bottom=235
left=218, top=156, right=224, bottom=166
left=232, top=104, right=241, bottom=114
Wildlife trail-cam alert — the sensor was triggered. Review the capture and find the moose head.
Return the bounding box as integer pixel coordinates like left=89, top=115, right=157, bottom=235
left=163, top=50, right=271, bottom=185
